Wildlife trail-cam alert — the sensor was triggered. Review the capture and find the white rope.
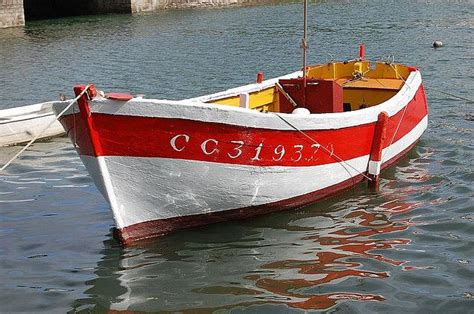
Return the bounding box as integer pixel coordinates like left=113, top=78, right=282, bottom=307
left=1, top=85, right=90, bottom=172
left=274, top=113, right=373, bottom=182
left=430, top=87, right=474, bottom=103
left=386, top=58, right=473, bottom=102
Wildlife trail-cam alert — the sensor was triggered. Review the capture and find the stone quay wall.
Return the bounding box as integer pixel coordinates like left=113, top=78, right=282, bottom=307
left=95, top=0, right=133, bottom=13
left=131, top=0, right=269, bottom=12
left=0, top=0, right=277, bottom=28
left=0, top=0, right=25, bottom=28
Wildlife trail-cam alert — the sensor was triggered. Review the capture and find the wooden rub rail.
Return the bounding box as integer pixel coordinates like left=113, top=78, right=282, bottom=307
left=367, top=111, right=389, bottom=190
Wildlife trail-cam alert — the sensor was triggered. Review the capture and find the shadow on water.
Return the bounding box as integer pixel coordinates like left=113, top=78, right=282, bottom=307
left=71, top=149, right=430, bottom=312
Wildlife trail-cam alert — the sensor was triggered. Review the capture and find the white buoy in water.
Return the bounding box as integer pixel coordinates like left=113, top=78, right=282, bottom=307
left=433, top=40, right=443, bottom=48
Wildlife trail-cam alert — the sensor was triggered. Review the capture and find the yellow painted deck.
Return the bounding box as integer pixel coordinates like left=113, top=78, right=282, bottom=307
left=206, top=61, right=410, bottom=113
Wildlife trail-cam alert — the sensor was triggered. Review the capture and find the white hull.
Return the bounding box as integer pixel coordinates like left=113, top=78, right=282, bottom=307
left=81, top=116, right=427, bottom=231
left=0, top=101, right=67, bottom=146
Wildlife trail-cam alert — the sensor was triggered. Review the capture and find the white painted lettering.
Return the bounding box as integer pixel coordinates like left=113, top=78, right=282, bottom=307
left=307, top=143, right=321, bottom=161
left=293, top=144, right=304, bottom=162
left=273, top=145, right=285, bottom=161
left=228, top=140, right=244, bottom=159
left=170, top=134, right=190, bottom=152
left=201, top=139, right=218, bottom=155
left=251, top=143, right=263, bottom=161
left=326, top=144, right=334, bottom=157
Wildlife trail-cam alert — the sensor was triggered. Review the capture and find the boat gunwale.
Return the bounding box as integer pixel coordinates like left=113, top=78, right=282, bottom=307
left=54, top=69, right=422, bottom=132
left=0, top=101, right=69, bottom=124
left=185, top=70, right=302, bottom=103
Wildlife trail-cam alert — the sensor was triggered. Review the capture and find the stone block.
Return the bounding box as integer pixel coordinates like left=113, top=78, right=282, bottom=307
left=0, top=1, right=25, bottom=28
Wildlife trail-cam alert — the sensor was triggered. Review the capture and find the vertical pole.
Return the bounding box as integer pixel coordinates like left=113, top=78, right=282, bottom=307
left=301, top=0, right=309, bottom=107
left=368, top=111, right=389, bottom=190
left=359, top=44, right=365, bottom=60
left=73, top=84, right=102, bottom=156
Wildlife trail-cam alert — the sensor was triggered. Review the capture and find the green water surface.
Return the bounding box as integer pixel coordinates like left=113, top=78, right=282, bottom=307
left=0, top=1, right=473, bottom=312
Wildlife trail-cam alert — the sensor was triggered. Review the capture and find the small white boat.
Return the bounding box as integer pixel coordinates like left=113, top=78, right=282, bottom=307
left=0, top=101, right=66, bottom=147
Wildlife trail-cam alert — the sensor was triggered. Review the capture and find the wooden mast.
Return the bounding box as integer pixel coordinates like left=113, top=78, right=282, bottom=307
left=301, top=0, right=309, bottom=107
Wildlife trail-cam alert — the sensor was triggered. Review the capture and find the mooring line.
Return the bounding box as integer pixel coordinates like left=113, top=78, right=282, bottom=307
left=1, top=85, right=90, bottom=172
left=274, top=113, right=373, bottom=183
left=430, top=88, right=474, bottom=103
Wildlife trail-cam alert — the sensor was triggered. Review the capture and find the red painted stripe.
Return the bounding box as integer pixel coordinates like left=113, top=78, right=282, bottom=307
left=73, top=85, right=104, bottom=157
left=59, top=84, right=427, bottom=167
left=385, top=84, right=428, bottom=146
left=369, top=112, right=389, bottom=163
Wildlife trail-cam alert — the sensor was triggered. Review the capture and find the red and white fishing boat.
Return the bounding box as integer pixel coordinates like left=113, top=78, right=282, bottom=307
left=52, top=55, right=428, bottom=244
left=50, top=0, right=427, bottom=246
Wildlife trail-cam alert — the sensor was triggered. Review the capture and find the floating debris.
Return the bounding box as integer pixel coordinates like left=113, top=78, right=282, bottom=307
left=457, top=259, right=470, bottom=264
left=464, top=292, right=474, bottom=299
left=433, top=40, right=443, bottom=48
left=27, top=254, right=48, bottom=259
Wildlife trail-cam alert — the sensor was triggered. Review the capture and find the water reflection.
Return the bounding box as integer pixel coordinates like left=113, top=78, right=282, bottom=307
left=74, top=164, right=428, bottom=312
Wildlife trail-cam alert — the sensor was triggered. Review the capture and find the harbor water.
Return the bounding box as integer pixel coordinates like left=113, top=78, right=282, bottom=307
left=1, top=1, right=473, bottom=312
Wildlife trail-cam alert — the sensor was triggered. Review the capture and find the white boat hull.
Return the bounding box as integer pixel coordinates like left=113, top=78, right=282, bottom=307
left=0, top=101, right=67, bottom=147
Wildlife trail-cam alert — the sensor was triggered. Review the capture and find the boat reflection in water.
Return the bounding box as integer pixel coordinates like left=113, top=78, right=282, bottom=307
left=73, top=150, right=431, bottom=312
